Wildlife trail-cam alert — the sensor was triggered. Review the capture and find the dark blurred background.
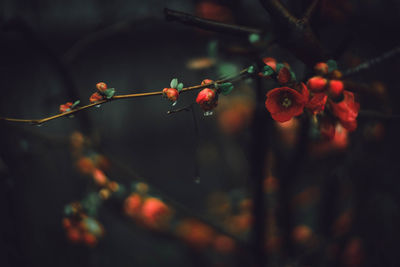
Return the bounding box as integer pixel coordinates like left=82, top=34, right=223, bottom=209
left=1, top=0, right=400, bottom=266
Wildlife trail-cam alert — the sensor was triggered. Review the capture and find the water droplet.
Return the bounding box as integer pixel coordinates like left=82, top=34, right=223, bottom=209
left=95, top=104, right=101, bottom=108
left=172, top=101, right=177, bottom=106
left=36, top=123, right=42, bottom=127
left=194, top=176, right=201, bottom=184
left=68, top=115, right=75, bottom=119
left=203, top=111, right=213, bottom=116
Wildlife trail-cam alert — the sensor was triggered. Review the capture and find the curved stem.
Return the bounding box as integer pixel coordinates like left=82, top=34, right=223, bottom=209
left=0, top=68, right=250, bottom=125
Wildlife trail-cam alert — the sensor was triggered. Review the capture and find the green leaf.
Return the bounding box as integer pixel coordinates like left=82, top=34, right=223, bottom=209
left=290, top=71, right=296, bottom=81
left=275, top=63, right=284, bottom=72
left=248, top=33, right=260, bottom=43
left=219, top=82, right=234, bottom=95
left=207, top=40, right=218, bottom=58
left=177, top=83, right=184, bottom=92
left=104, top=88, right=115, bottom=99
left=262, top=65, right=274, bottom=76
left=217, top=63, right=238, bottom=78
left=247, top=66, right=255, bottom=74
left=327, top=59, right=338, bottom=72
left=170, top=78, right=178, bottom=89
left=71, top=100, right=80, bottom=108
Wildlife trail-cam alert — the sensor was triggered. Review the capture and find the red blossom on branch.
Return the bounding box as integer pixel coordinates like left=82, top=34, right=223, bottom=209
left=162, top=88, right=179, bottom=102
left=265, top=83, right=308, bottom=122
left=90, top=92, right=104, bottom=103
left=196, top=88, right=217, bottom=111
left=59, top=102, right=73, bottom=113
left=330, top=90, right=360, bottom=131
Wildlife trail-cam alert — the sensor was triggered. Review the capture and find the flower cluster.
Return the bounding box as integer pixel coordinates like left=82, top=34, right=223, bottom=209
left=263, top=58, right=360, bottom=139
left=124, top=183, right=173, bottom=230
left=62, top=207, right=105, bottom=247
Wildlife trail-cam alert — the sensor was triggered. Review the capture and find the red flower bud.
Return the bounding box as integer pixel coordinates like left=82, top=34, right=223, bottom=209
left=329, top=91, right=359, bottom=132
left=201, top=79, right=214, bottom=86
left=262, top=57, right=277, bottom=71
left=328, top=80, right=344, bottom=97
left=314, top=62, right=329, bottom=75
left=96, top=82, right=107, bottom=92
left=90, top=92, right=104, bottom=103
left=278, top=67, right=291, bottom=85
left=307, top=76, right=328, bottom=93
left=162, top=88, right=179, bottom=102
left=59, top=102, right=73, bottom=113
left=196, top=88, right=217, bottom=111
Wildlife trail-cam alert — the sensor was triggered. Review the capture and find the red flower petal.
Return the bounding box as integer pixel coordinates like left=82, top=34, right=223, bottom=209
left=330, top=91, right=359, bottom=131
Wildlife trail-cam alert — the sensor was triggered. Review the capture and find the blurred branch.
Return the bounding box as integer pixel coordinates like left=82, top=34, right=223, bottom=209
left=301, top=0, right=320, bottom=23
left=358, top=110, right=400, bottom=120
left=0, top=68, right=250, bottom=125
left=63, top=18, right=156, bottom=63
left=259, top=0, right=328, bottom=66
left=107, top=155, right=250, bottom=250
left=343, top=45, right=400, bottom=77
left=164, top=8, right=263, bottom=36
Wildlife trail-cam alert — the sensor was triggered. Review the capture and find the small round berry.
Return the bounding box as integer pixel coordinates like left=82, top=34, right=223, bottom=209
left=307, top=76, right=328, bottom=93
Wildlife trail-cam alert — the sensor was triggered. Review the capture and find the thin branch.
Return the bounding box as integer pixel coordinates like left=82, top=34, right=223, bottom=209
left=164, top=8, right=263, bottom=36
left=301, top=0, right=320, bottom=23
left=358, top=110, right=400, bottom=120
left=0, top=68, right=250, bottom=125
left=258, top=0, right=328, bottom=66
left=343, top=45, right=400, bottom=77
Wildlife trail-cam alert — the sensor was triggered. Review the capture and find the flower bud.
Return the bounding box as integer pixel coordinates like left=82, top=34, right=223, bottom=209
left=90, top=92, right=104, bottom=103
left=262, top=57, right=277, bottom=71
left=201, top=79, right=214, bottom=86
left=162, top=88, right=179, bottom=102
left=307, top=76, right=328, bottom=93
left=59, top=102, right=73, bottom=113
left=328, top=80, right=344, bottom=98
left=196, top=88, right=217, bottom=111
left=96, top=82, right=107, bottom=92
left=314, top=62, right=329, bottom=75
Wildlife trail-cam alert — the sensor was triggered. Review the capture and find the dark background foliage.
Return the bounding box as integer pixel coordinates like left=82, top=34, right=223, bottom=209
left=1, top=0, right=400, bottom=266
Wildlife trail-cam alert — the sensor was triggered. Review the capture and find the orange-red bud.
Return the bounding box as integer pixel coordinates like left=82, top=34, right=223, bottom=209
left=307, top=76, right=328, bottom=92
left=96, top=82, right=107, bottom=92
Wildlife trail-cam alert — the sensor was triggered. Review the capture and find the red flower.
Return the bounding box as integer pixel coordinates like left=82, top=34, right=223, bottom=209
left=162, top=88, right=179, bottom=102
left=196, top=88, right=217, bottom=111
left=59, top=102, right=73, bottom=113
left=330, top=90, right=359, bottom=131
left=90, top=92, right=104, bottom=103
left=305, top=93, right=328, bottom=114
left=265, top=84, right=308, bottom=122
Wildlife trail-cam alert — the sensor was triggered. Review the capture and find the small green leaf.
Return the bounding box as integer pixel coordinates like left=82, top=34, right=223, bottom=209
left=207, top=40, right=218, bottom=58
left=217, top=63, right=238, bottom=78
left=104, top=88, right=115, bottom=99
left=249, top=33, right=260, bottom=43
left=247, top=66, right=255, bottom=74
left=177, top=83, right=184, bottom=92
left=327, top=59, right=338, bottom=72
left=71, top=100, right=80, bottom=108
left=170, top=78, right=178, bottom=89
left=262, top=65, right=274, bottom=76
left=220, top=82, right=234, bottom=95
left=290, top=71, right=296, bottom=81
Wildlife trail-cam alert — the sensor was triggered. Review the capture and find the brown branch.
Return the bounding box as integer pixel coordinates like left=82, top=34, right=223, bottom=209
left=343, top=45, right=400, bottom=77
left=301, top=0, right=320, bottom=23
left=259, top=0, right=328, bottom=66
left=164, top=8, right=263, bottom=36
left=0, top=68, right=250, bottom=125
